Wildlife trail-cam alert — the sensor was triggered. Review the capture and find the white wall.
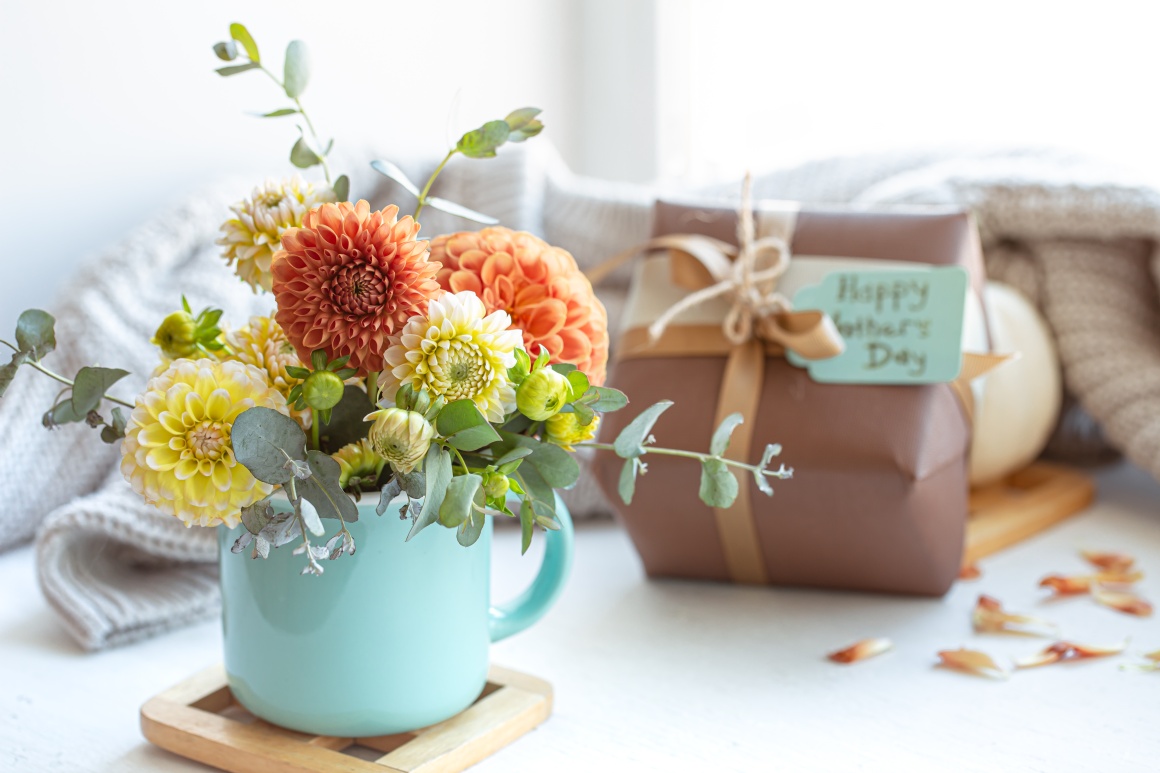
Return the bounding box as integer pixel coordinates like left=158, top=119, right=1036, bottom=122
left=0, top=0, right=585, bottom=335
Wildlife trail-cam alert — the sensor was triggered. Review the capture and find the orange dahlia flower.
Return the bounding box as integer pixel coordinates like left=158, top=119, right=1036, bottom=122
left=271, top=200, right=440, bottom=376
left=432, top=227, right=609, bottom=385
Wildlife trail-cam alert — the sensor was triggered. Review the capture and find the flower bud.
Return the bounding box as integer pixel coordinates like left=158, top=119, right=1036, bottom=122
left=151, top=311, right=199, bottom=359
left=516, top=368, right=571, bottom=421
left=332, top=438, right=386, bottom=489
left=483, top=470, right=510, bottom=501
left=302, top=370, right=345, bottom=410
left=364, top=407, right=436, bottom=474
left=545, top=411, right=600, bottom=451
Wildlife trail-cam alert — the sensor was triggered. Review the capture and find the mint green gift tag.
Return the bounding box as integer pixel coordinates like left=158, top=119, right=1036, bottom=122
left=788, top=266, right=969, bottom=384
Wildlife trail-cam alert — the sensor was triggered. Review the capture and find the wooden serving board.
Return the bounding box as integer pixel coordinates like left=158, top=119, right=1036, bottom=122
left=964, top=462, right=1096, bottom=565
left=141, top=664, right=552, bottom=773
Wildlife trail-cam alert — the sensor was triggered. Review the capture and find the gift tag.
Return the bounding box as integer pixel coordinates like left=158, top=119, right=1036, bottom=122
left=787, top=266, right=969, bottom=384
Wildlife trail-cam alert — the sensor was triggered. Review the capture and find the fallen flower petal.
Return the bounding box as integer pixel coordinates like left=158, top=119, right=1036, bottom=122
left=1016, top=640, right=1127, bottom=669
left=937, top=648, right=1008, bottom=678
left=1039, top=570, right=1143, bottom=596
left=959, top=564, right=982, bottom=581
left=1081, top=550, right=1136, bottom=573
left=972, top=594, right=1055, bottom=635
left=1126, top=648, right=1160, bottom=672
left=828, top=638, right=893, bottom=664
left=1093, top=588, right=1154, bottom=617
left=1147, top=648, right=1160, bottom=663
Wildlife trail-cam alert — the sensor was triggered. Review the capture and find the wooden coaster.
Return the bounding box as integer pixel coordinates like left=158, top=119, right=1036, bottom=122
left=964, top=462, right=1096, bottom=566
left=141, top=664, right=552, bottom=773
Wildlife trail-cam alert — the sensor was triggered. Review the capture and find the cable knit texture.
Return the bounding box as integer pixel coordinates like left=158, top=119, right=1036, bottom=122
left=13, top=143, right=1160, bottom=650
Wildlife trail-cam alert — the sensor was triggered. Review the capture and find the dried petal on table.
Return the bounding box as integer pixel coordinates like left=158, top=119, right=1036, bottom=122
left=1015, top=640, right=1127, bottom=669
left=972, top=594, right=1056, bottom=635
left=959, top=563, right=982, bottom=581
left=1128, top=647, right=1160, bottom=671
left=936, top=648, right=1008, bottom=679
left=1039, top=570, right=1143, bottom=596
left=1093, top=587, right=1154, bottom=617
left=1080, top=550, right=1136, bottom=573
left=827, top=638, right=893, bottom=664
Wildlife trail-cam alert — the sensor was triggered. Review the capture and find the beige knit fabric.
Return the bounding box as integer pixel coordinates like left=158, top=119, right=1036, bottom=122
left=12, top=143, right=1160, bottom=649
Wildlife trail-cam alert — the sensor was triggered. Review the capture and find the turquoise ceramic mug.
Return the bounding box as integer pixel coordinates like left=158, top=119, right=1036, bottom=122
left=217, top=492, right=573, bottom=736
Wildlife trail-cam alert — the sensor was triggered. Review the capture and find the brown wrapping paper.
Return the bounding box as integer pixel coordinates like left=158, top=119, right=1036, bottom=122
left=593, top=201, right=986, bottom=597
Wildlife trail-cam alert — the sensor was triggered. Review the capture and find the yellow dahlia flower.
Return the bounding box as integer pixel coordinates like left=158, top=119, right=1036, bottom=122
left=223, top=314, right=310, bottom=429
left=545, top=411, right=600, bottom=451
left=217, top=175, right=335, bottom=292
left=333, top=438, right=386, bottom=489
left=365, top=407, right=436, bottom=474
left=120, top=358, right=289, bottom=527
left=383, top=291, right=523, bottom=423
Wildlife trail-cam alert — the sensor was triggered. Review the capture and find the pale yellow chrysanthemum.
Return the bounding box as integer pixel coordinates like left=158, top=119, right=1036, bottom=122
left=216, top=175, right=335, bottom=292
left=223, top=314, right=310, bottom=429
left=382, top=291, right=523, bottom=423
left=544, top=412, right=600, bottom=451
left=120, top=358, right=289, bottom=527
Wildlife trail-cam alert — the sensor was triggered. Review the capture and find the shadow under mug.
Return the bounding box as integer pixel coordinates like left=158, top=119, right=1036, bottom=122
left=217, top=492, right=574, bottom=736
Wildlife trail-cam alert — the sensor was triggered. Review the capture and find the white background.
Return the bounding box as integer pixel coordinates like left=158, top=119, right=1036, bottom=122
left=4, top=1, right=1160, bottom=334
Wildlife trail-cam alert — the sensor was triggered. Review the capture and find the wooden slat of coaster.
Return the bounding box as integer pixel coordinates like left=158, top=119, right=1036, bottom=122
left=140, top=664, right=552, bottom=773
left=964, top=462, right=1095, bottom=566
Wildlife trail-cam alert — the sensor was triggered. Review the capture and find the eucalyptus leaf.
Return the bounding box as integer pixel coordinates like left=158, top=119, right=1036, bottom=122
left=494, top=446, right=533, bottom=468
left=369, top=160, right=420, bottom=197
left=406, top=446, right=452, bottom=541
left=252, top=535, right=271, bottom=559
left=457, top=498, right=486, bottom=547
left=618, top=458, right=638, bottom=505
left=613, top=400, right=673, bottom=458
left=240, top=499, right=275, bottom=535
left=760, top=443, right=782, bottom=467
left=378, top=476, right=403, bottom=514
left=572, top=402, right=596, bottom=427
left=398, top=469, right=426, bottom=499
left=519, top=499, right=534, bottom=554
left=699, top=457, right=739, bottom=508
left=290, top=137, right=322, bottom=168
left=260, top=108, right=298, bottom=117
left=710, top=412, right=745, bottom=457
left=495, top=431, right=579, bottom=488
left=753, top=467, right=773, bottom=496
left=437, top=399, right=502, bottom=451
left=297, top=450, right=359, bottom=523
left=584, top=386, right=628, bottom=413
left=229, top=22, right=260, bottom=62
left=213, top=40, right=238, bottom=61
left=231, top=406, right=308, bottom=485
left=332, top=174, right=350, bottom=202
left=296, top=497, right=325, bottom=537
left=71, top=366, right=129, bottom=414
left=47, top=399, right=86, bottom=426
left=231, top=531, right=253, bottom=554
left=216, top=62, right=261, bottom=76
left=282, top=40, right=310, bottom=98
left=565, top=370, right=589, bottom=402
left=425, top=197, right=500, bottom=225
left=0, top=353, right=28, bottom=398
left=439, top=473, right=482, bottom=528
left=514, top=463, right=554, bottom=512
left=504, top=107, right=541, bottom=132
left=456, top=120, right=511, bottom=159
left=15, top=309, right=55, bottom=359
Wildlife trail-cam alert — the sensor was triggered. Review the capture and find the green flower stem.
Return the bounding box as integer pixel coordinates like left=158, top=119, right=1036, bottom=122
left=574, top=442, right=793, bottom=479
left=310, top=410, right=321, bottom=451
left=256, top=63, right=332, bottom=185
left=0, top=340, right=134, bottom=409
left=442, top=441, right=472, bottom=476
left=365, top=372, right=378, bottom=405
left=412, top=149, right=456, bottom=221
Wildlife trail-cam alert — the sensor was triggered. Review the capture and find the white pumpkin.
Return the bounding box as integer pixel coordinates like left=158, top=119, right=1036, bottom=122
left=969, top=282, right=1061, bottom=486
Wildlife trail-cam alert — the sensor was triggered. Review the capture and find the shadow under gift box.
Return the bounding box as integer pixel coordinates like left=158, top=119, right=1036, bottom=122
left=593, top=201, right=987, bottom=597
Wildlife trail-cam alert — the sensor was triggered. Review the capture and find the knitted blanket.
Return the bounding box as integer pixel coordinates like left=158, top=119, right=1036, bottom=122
left=10, top=143, right=1160, bottom=649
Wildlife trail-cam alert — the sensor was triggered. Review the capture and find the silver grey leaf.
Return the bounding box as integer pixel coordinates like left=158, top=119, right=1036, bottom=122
left=252, top=536, right=271, bottom=559
left=426, top=196, right=499, bottom=225
left=231, top=532, right=253, bottom=554
left=369, top=160, right=420, bottom=197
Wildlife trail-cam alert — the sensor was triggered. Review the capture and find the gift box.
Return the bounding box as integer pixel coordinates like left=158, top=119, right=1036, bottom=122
left=592, top=197, right=991, bottom=596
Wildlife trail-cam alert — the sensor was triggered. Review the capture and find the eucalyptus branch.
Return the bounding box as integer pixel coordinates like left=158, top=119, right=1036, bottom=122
left=0, top=339, right=134, bottom=409
left=575, top=442, right=793, bottom=479
left=256, top=63, right=333, bottom=184
left=412, top=149, right=456, bottom=221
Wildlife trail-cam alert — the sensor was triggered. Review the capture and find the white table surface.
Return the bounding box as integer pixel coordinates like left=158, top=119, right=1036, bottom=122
left=2, top=463, right=1159, bottom=773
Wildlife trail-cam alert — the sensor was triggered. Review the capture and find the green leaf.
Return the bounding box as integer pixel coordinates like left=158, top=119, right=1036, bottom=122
left=231, top=407, right=308, bottom=485
left=332, top=174, right=350, bottom=202
left=519, top=499, right=534, bottom=554
left=241, top=499, right=275, bottom=535
left=514, top=464, right=554, bottom=513
left=439, top=473, right=482, bottom=528
left=285, top=365, right=311, bottom=380
left=572, top=402, right=596, bottom=427
left=456, top=120, right=511, bottom=159
left=369, top=160, right=420, bottom=197
left=425, top=197, right=500, bottom=225
left=71, top=366, right=129, bottom=415
left=495, top=431, right=579, bottom=489
left=282, top=40, right=310, bottom=98
left=613, top=400, right=673, bottom=458
left=0, top=352, right=28, bottom=398
left=457, top=494, right=487, bottom=547
left=437, top=399, right=502, bottom=451
left=317, top=385, right=374, bottom=453
left=699, top=458, right=739, bottom=508
left=397, top=469, right=426, bottom=499
left=15, top=309, right=55, bottom=359
left=216, top=62, right=261, bottom=77
left=584, top=386, right=628, bottom=413
left=229, top=22, right=260, bottom=62
left=213, top=41, right=238, bottom=61
left=565, top=370, right=589, bottom=402
left=494, top=446, right=533, bottom=469
left=291, top=137, right=322, bottom=169
left=99, top=405, right=130, bottom=443
left=504, top=107, right=541, bottom=132
left=260, top=108, right=298, bottom=118
left=298, top=450, right=359, bottom=524
left=47, top=399, right=86, bottom=425
left=407, top=446, right=452, bottom=541
left=710, top=412, right=745, bottom=457
left=310, top=349, right=327, bottom=370
left=618, top=458, right=639, bottom=505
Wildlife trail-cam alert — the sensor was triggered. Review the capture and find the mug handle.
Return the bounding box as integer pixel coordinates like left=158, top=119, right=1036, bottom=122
left=488, top=493, right=575, bottom=642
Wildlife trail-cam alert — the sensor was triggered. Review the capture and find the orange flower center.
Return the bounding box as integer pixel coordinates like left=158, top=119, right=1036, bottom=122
left=187, top=421, right=228, bottom=461
left=325, top=263, right=388, bottom=316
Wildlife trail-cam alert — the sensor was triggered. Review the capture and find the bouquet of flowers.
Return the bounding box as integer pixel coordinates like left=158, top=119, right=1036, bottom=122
left=0, top=23, right=791, bottom=575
